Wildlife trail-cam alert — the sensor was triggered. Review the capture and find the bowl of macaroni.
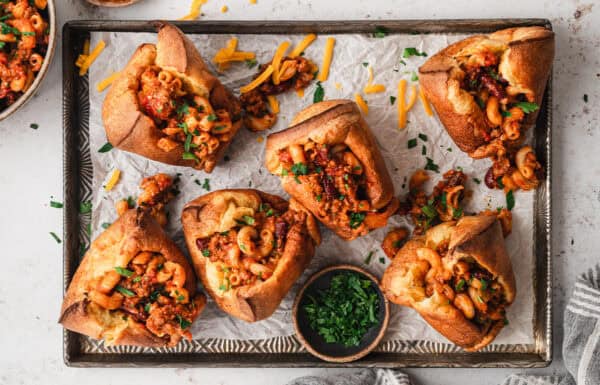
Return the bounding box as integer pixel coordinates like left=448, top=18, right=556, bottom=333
left=0, top=0, right=56, bottom=121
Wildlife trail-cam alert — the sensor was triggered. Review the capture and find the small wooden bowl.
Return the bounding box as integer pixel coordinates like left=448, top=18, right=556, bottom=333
left=292, top=264, right=389, bottom=363
left=85, top=0, right=142, bottom=7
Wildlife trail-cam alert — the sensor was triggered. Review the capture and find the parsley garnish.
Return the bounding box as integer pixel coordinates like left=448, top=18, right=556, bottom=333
left=452, top=207, right=463, bottom=219
left=79, top=201, right=92, bottom=214
left=115, top=285, right=135, bottom=297
left=421, top=204, right=437, bottom=219
left=497, top=177, right=505, bottom=189
left=372, top=26, right=388, bottom=38
left=176, top=102, right=190, bottom=117
left=49, top=232, right=61, bottom=243
left=349, top=212, right=366, bottom=229
left=389, top=95, right=396, bottom=105
left=455, top=279, right=466, bottom=291
left=313, top=81, right=325, bottom=103
left=418, top=133, right=428, bottom=142
left=411, top=71, right=419, bottom=81
left=362, top=62, right=369, bottom=67
left=407, top=138, right=417, bottom=149
left=245, top=58, right=257, bottom=68
left=182, top=152, right=198, bottom=161
left=514, top=101, right=539, bottom=114
left=364, top=251, right=374, bottom=264
left=473, top=178, right=481, bottom=184
left=501, top=110, right=512, bottom=117
left=50, top=201, right=63, bottom=208
left=114, top=267, right=134, bottom=277
left=30, top=123, right=39, bottom=129
left=506, top=190, right=515, bottom=211
left=421, top=145, right=426, bottom=155
left=206, top=113, right=218, bottom=122
left=242, top=215, right=255, bottom=225
left=424, top=157, right=439, bottom=173
left=315, top=194, right=322, bottom=202
left=202, top=248, right=210, bottom=257
left=176, top=314, right=192, bottom=330
left=303, top=272, right=380, bottom=347
left=201, top=178, right=210, bottom=191
left=101, top=222, right=111, bottom=229
left=291, top=162, right=308, bottom=176
left=402, top=47, right=427, bottom=58
left=98, top=142, right=113, bottom=153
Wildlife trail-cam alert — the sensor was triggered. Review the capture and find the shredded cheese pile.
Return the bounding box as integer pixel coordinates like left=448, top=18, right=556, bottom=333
left=363, top=66, right=386, bottom=94
left=180, top=0, right=208, bottom=20
left=212, top=37, right=256, bottom=72
left=397, top=79, right=418, bottom=129
left=104, top=169, right=121, bottom=191
left=75, top=40, right=106, bottom=76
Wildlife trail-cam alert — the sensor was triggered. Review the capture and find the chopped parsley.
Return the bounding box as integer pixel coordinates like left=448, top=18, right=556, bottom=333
left=418, top=133, right=428, bottom=142
left=115, top=285, right=135, bottom=297
left=389, top=95, right=396, bottom=105
left=30, top=123, right=39, bottom=129
left=583, top=94, right=588, bottom=103
left=313, top=81, right=325, bottom=103
left=50, top=201, right=63, bottom=208
left=411, top=71, right=419, bottom=81
left=497, top=177, right=505, bottom=189
left=421, top=204, right=437, bottom=219
left=506, top=190, right=515, bottom=211
left=291, top=162, right=308, bottom=176
left=379, top=257, right=386, bottom=264
left=201, top=248, right=210, bottom=257
left=79, top=201, right=92, bottom=214
left=402, top=47, right=427, bottom=58
left=421, top=145, right=426, bottom=155
left=242, top=215, right=255, bottom=225
left=455, top=279, right=466, bottom=291
left=245, top=58, right=257, bottom=68
left=372, top=26, right=388, bottom=38
left=424, top=157, right=439, bottom=173
left=182, top=151, right=198, bottom=161
left=452, top=207, right=463, bottom=219
left=101, top=222, right=111, bottom=229
left=473, top=178, right=481, bottom=184
left=303, top=272, right=380, bottom=347
left=349, top=212, right=366, bottom=229
left=315, top=194, right=322, bottom=202
left=176, top=314, right=192, bottom=330
left=407, top=138, right=417, bottom=149
left=514, top=101, right=539, bottom=114
left=206, top=113, right=218, bottom=122
left=98, top=142, right=113, bottom=153
left=176, top=102, right=190, bottom=117
left=197, top=178, right=210, bottom=191
left=362, top=62, right=369, bottom=67
left=114, top=267, right=134, bottom=278
left=501, top=110, right=512, bottom=117
left=364, top=251, right=374, bottom=264
left=49, top=232, right=61, bottom=243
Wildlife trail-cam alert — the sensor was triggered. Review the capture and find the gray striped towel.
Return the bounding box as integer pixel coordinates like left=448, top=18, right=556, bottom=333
left=286, top=265, right=600, bottom=385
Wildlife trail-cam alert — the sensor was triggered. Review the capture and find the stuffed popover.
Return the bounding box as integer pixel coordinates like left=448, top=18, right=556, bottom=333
left=102, top=22, right=242, bottom=173
left=60, top=209, right=206, bottom=347
left=181, top=189, right=321, bottom=322
left=419, top=26, right=554, bottom=191
left=381, top=215, right=516, bottom=351
left=265, top=100, right=398, bottom=240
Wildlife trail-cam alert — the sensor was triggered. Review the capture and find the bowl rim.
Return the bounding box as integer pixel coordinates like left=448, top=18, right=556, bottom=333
left=292, top=264, right=390, bottom=363
left=0, top=0, right=57, bottom=122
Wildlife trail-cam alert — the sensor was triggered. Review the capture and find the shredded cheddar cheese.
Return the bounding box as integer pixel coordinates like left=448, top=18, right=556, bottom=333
left=212, top=37, right=255, bottom=71
left=221, top=5, right=228, bottom=13
left=271, top=41, right=291, bottom=85
left=355, top=93, right=368, bottom=115
left=249, top=0, right=256, bottom=3
left=398, top=79, right=407, bottom=129
left=75, top=55, right=87, bottom=68
left=96, top=71, right=121, bottom=92
left=79, top=40, right=106, bottom=76
left=240, top=64, right=274, bottom=93
left=267, top=95, right=280, bottom=114
left=364, top=84, right=386, bottom=94
left=406, top=84, right=418, bottom=111
left=180, top=0, right=207, bottom=20
left=334, top=82, right=342, bottom=90
left=83, top=39, right=90, bottom=56
left=256, top=136, right=264, bottom=143
left=104, top=169, right=121, bottom=192
left=289, top=33, right=317, bottom=58
left=368, top=66, right=374, bottom=84
left=317, top=37, right=335, bottom=82
left=296, top=88, right=304, bottom=98
left=419, top=85, right=433, bottom=116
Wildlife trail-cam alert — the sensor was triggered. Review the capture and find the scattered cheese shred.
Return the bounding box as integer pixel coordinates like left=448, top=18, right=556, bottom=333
left=419, top=85, right=433, bottom=116
left=240, top=64, right=274, bottom=93
left=249, top=0, right=256, bottom=3
left=296, top=88, right=304, bottom=97
left=221, top=5, right=228, bottom=13
left=406, top=84, right=418, bottom=111
left=256, top=136, right=264, bottom=143
left=96, top=71, right=121, bottom=92
left=398, top=79, right=407, bottom=129
left=179, top=0, right=207, bottom=20
left=368, top=66, right=374, bottom=84
left=271, top=41, right=291, bottom=85
left=267, top=95, right=279, bottom=114
left=212, top=37, right=255, bottom=71
left=317, top=37, right=335, bottom=82
left=83, top=39, right=90, bottom=55
left=79, top=40, right=106, bottom=76
left=334, top=82, right=342, bottom=90
left=289, top=33, right=317, bottom=58
left=226, top=37, right=238, bottom=54
left=75, top=54, right=87, bottom=68
left=104, top=169, right=121, bottom=191
left=364, top=84, right=386, bottom=94
left=355, top=93, right=368, bottom=115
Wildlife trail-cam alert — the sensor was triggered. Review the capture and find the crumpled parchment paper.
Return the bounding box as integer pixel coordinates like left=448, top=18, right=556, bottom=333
left=88, top=31, right=534, bottom=345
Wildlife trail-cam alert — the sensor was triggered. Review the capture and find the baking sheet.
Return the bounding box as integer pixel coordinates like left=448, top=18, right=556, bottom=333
left=87, top=31, right=535, bottom=345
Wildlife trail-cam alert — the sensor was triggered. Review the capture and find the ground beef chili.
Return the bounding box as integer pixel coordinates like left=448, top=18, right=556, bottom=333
left=194, top=200, right=305, bottom=290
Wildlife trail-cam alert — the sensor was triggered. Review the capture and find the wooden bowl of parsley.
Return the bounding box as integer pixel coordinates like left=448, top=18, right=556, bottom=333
left=292, top=264, right=390, bottom=363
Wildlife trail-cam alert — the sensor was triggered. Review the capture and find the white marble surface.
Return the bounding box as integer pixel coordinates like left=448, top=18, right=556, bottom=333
left=0, top=1, right=598, bottom=384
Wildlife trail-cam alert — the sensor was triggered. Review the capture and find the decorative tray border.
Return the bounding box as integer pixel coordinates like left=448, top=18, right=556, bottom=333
left=62, top=19, right=552, bottom=368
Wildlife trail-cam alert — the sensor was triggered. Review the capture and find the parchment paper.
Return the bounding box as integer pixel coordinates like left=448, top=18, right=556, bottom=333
left=88, top=31, right=535, bottom=345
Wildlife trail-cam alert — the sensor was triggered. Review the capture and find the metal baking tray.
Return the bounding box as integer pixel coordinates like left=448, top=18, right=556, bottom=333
left=62, top=19, right=552, bottom=368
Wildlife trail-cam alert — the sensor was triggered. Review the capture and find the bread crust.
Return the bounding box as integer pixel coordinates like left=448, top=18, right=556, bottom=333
left=265, top=100, right=395, bottom=239
left=419, top=26, right=554, bottom=155
left=181, top=189, right=320, bottom=322
left=381, top=215, right=516, bottom=351
left=102, top=22, right=242, bottom=172
left=59, top=209, right=206, bottom=347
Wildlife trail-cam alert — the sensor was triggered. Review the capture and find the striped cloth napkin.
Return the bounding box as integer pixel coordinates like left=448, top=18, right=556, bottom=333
left=286, top=265, right=600, bottom=385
